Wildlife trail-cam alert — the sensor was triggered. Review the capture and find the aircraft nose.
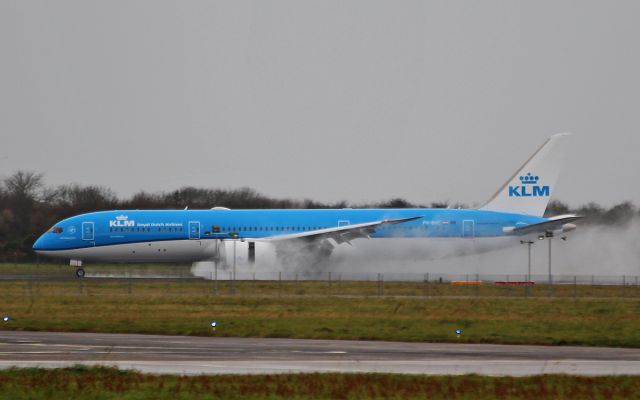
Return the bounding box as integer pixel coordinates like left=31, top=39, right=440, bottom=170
left=32, top=234, right=47, bottom=252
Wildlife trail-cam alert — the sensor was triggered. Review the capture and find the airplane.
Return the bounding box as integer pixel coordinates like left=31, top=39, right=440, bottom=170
left=33, top=133, right=581, bottom=278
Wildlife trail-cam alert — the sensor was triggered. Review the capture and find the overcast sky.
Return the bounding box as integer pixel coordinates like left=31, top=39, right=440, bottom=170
left=1, top=1, right=638, bottom=207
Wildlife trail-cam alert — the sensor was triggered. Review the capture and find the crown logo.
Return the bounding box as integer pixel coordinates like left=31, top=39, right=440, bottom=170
left=519, top=173, right=539, bottom=185
left=115, top=215, right=129, bottom=221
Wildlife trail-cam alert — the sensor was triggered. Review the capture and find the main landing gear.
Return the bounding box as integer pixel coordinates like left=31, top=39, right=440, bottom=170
left=75, top=268, right=86, bottom=278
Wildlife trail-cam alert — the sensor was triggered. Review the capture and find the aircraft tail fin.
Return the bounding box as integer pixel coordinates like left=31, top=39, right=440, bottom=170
left=480, top=133, right=572, bottom=217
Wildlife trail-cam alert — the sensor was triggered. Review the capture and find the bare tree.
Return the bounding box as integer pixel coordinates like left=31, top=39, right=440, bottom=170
left=4, top=171, right=43, bottom=200
left=53, top=184, right=118, bottom=212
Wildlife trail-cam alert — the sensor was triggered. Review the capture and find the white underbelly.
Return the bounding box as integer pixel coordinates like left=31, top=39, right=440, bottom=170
left=38, top=239, right=218, bottom=263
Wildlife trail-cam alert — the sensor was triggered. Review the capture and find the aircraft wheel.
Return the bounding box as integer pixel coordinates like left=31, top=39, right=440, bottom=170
left=75, top=268, right=85, bottom=278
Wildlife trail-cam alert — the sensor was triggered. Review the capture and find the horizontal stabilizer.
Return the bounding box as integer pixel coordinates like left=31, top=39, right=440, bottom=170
left=510, top=215, right=583, bottom=235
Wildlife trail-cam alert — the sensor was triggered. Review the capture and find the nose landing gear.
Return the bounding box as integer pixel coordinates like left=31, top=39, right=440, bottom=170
left=70, top=259, right=85, bottom=278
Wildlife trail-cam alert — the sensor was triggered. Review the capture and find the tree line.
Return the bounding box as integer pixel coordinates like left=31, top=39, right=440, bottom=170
left=0, top=171, right=636, bottom=261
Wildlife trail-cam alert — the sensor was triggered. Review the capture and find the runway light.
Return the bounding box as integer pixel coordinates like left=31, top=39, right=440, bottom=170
left=2, top=316, right=9, bottom=322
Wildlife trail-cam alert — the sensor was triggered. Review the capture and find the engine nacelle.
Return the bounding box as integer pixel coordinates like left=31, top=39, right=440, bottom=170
left=202, top=239, right=227, bottom=265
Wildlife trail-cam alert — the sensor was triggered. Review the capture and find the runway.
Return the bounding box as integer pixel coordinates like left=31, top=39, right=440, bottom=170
left=0, top=331, right=639, bottom=376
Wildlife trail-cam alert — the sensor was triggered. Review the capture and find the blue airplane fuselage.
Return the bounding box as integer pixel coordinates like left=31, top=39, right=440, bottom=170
left=31, top=134, right=578, bottom=270
left=33, top=208, right=545, bottom=259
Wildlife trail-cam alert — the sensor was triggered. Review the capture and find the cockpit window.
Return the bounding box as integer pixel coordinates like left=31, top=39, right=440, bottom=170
left=49, top=226, right=63, bottom=234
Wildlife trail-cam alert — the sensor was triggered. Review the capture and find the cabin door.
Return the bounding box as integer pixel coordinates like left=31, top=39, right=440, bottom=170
left=189, top=221, right=201, bottom=240
left=462, top=220, right=475, bottom=238
left=82, top=222, right=94, bottom=241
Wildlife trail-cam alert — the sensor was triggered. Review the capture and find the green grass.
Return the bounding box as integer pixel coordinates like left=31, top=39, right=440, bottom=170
left=3, top=262, right=640, bottom=299
left=2, top=278, right=640, bottom=346
left=0, top=367, right=638, bottom=399
left=1, top=263, right=640, bottom=347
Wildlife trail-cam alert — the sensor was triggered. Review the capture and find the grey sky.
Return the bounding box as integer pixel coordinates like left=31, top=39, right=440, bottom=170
left=1, top=1, right=638, bottom=207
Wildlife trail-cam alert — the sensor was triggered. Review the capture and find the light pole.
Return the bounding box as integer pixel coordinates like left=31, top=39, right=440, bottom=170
left=520, top=240, right=534, bottom=297
left=229, top=232, right=239, bottom=294
left=548, top=236, right=552, bottom=297
left=520, top=240, right=534, bottom=282
left=540, top=231, right=554, bottom=297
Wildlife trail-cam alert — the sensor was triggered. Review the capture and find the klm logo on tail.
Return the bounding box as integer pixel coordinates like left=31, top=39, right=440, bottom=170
left=509, top=173, right=550, bottom=197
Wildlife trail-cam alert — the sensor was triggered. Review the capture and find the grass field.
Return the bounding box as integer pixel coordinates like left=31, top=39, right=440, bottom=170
left=3, top=262, right=640, bottom=299
left=0, top=367, right=638, bottom=399
left=2, top=278, right=640, bottom=347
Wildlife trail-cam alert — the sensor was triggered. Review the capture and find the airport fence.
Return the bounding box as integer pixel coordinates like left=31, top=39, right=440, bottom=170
left=1, top=267, right=640, bottom=299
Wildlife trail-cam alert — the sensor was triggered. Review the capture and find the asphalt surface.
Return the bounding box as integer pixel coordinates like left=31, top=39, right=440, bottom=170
left=0, top=331, right=639, bottom=376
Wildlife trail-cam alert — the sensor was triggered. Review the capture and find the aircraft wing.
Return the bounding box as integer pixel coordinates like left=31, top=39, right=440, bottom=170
left=251, top=216, right=422, bottom=244
left=510, top=214, right=583, bottom=236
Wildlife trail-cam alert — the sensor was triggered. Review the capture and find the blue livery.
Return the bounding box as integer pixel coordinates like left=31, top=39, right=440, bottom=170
left=32, top=133, right=581, bottom=277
